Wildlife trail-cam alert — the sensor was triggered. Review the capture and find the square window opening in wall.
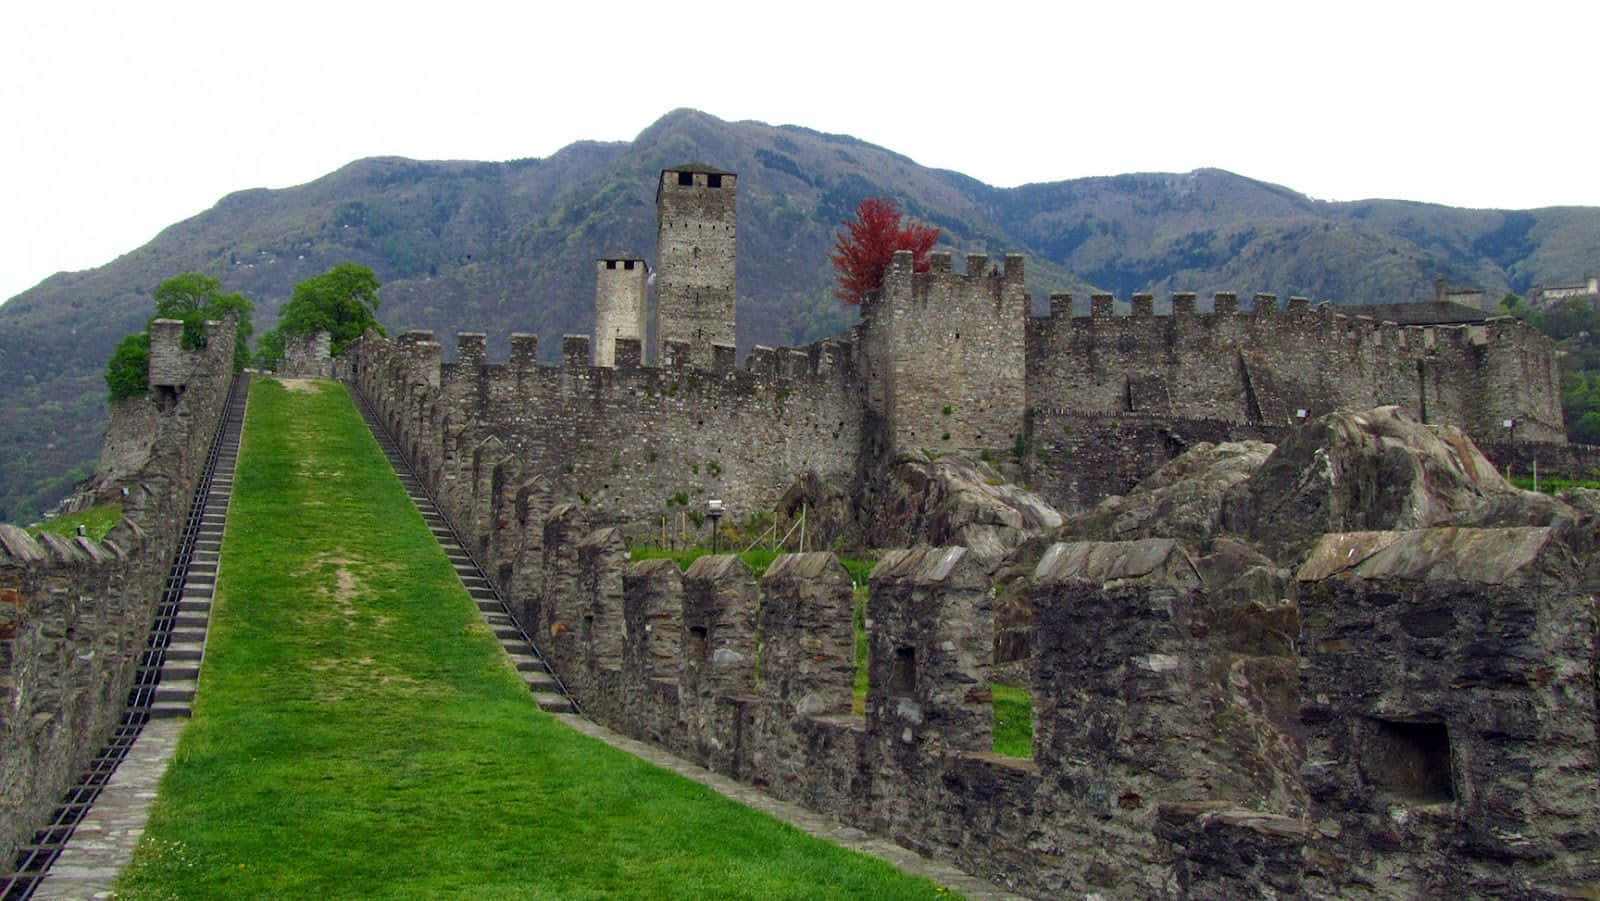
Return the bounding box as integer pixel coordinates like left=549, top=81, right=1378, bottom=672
left=1364, top=718, right=1455, bottom=803
left=889, top=647, right=917, bottom=697
left=677, top=171, right=694, bottom=186
left=689, top=626, right=709, bottom=664
left=707, top=174, right=723, bottom=188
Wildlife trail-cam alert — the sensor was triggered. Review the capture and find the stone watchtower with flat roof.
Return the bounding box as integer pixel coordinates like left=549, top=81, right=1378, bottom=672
left=654, top=165, right=736, bottom=366
left=593, top=255, right=648, bottom=367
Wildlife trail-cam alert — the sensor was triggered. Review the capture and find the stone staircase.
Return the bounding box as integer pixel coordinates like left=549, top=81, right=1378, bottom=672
left=147, top=442, right=235, bottom=718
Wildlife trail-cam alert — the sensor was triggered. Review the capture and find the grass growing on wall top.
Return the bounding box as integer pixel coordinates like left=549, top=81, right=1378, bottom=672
left=28, top=503, right=122, bottom=542
left=116, top=378, right=947, bottom=899
left=1511, top=475, right=1600, bottom=494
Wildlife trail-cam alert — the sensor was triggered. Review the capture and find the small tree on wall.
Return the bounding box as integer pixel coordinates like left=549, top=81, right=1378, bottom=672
left=830, top=198, right=940, bottom=304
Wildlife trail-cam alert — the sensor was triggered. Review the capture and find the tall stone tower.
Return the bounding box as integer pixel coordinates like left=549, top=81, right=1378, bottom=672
left=593, top=255, right=648, bottom=366
left=654, top=164, right=736, bottom=366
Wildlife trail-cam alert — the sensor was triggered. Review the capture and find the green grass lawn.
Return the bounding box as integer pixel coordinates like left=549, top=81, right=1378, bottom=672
left=116, top=378, right=948, bottom=899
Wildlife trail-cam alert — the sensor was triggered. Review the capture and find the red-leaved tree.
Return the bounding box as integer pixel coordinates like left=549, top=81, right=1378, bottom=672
left=830, top=197, right=941, bottom=304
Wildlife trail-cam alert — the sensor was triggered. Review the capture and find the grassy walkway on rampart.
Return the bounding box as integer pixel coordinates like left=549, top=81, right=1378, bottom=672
left=117, top=378, right=945, bottom=899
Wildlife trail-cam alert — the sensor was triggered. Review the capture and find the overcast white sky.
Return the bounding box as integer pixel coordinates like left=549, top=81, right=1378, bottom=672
left=2, top=0, right=1596, bottom=303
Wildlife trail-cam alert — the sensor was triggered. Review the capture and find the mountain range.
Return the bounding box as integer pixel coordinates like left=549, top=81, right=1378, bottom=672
left=2, top=108, right=1597, bottom=521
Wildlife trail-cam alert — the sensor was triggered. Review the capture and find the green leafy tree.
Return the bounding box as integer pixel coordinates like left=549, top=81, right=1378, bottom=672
left=105, top=332, right=151, bottom=401
left=275, top=263, right=386, bottom=357
left=255, top=327, right=287, bottom=370
left=151, top=271, right=255, bottom=371
left=104, top=273, right=255, bottom=400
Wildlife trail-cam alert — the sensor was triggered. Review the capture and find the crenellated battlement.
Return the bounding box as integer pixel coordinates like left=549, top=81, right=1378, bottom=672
left=500, top=511, right=1597, bottom=896
left=1024, top=291, right=1564, bottom=446
left=344, top=323, right=864, bottom=553
left=323, top=162, right=1593, bottom=898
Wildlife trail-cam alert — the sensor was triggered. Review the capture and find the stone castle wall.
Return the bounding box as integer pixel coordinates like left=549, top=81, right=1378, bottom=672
left=345, top=328, right=863, bottom=626
left=1025, top=294, right=1565, bottom=446
left=1023, top=296, right=1569, bottom=512
left=279, top=330, right=333, bottom=379
left=0, top=318, right=237, bottom=863
left=518, top=522, right=1597, bottom=897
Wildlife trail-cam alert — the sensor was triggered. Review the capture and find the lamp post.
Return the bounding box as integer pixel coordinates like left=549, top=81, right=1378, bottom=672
left=707, top=498, right=724, bottom=554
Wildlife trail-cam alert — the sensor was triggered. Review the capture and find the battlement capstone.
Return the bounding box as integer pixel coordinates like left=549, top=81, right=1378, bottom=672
left=509, top=333, right=539, bottom=371
left=457, top=332, right=487, bottom=367
left=868, top=546, right=994, bottom=755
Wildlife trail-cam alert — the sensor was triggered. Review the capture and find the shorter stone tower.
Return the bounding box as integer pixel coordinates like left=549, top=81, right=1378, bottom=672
left=654, top=165, right=736, bottom=367
left=859, top=251, right=1029, bottom=457
left=593, top=256, right=649, bottom=367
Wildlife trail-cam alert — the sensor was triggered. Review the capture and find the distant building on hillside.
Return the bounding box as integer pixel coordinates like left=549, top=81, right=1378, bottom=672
left=1530, top=275, right=1599, bottom=309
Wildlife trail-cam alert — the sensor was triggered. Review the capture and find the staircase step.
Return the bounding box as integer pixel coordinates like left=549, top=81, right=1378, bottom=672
left=155, top=680, right=196, bottom=703
left=161, top=662, right=201, bottom=681
left=534, top=692, right=575, bottom=713
left=522, top=670, right=557, bottom=690
left=148, top=702, right=191, bottom=720
left=163, top=643, right=204, bottom=661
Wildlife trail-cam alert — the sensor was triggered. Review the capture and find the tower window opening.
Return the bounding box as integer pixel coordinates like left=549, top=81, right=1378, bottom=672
left=606, top=260, right=617, bottom=269
left=707, top=174, right=723, bottom=188
left=677, top=171, right=694, bottom=186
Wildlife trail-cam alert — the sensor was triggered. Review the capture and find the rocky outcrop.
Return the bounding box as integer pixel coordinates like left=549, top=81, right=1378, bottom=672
left=1061, top=441, right=1274, bottom=545
left=1061, top=406, right=1591, bottom=568
left=1219, top=406, right=1544, bottom=560
left=870, top=455, right=1062, bottom=561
